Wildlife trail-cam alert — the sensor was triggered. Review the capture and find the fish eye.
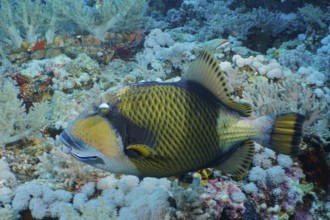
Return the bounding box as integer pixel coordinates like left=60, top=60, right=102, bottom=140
left=98, top=102, right=110, bottom=116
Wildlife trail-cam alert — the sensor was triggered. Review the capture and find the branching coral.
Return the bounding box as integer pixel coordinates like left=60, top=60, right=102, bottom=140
left=242, top=76, right=328, bottom=130
left=298, top=3, right=328, bottom=28
left=0, top=0, right=56, bottom=47
left=55, top=0, right=147, bottom=41
left=251, top=7, right=300, bottom=37
left=0, top=0, right=23, bottom=48
left=0, top=0, right=147, bottom=49
left=0, top=79, right=51, bottom=147
left=0, top=158, right=17, bottom=188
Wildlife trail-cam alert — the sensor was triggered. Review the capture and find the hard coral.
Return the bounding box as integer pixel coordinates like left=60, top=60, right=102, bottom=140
left=0, top=79, right=50, bottom=147
left=0, top=0, right=56, bottom=48
left=203, top=178, right=246, bottom=219
left=55, top=0, right=147, bottom=41
left=242, top=144, right=329, bottom=219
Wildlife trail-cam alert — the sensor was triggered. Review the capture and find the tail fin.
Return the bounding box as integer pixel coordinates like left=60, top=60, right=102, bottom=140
left=256, top=113, right=305, bottom=155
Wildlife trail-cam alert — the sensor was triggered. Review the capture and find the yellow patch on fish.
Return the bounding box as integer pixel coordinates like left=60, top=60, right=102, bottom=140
left=70, top=115, right=121, bottom=158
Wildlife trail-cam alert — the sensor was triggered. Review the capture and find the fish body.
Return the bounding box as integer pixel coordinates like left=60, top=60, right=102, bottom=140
left=60, top=50, right=304, bottom=178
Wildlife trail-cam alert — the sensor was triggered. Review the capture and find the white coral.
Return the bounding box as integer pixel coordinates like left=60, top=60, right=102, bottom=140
left=55, top=0, right=147, bottom=41
left=36, top=144, right=102, bottom=187
left=0, top=79, right=51, bottom=147
left=233, top=54, right=287, bottom=79
left=0, top=158, right=17, bottom=187
left=0, top=0, right=56, bottom=47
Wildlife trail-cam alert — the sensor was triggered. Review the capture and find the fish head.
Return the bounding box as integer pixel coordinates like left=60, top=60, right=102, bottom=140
left=59, top=102, right=139, bottom=175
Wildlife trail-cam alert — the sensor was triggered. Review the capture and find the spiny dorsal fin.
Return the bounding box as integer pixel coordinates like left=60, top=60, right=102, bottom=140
left=126, top=144, right=156, bottom=158
left=214, top=140, right=255, bottom=179
left=184, top=50, right=252, bottom=117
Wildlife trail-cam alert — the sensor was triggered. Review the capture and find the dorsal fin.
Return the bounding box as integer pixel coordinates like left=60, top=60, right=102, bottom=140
left=183, top=50, right=252, bottom=117
left=214, top=140, right=255, bottom=179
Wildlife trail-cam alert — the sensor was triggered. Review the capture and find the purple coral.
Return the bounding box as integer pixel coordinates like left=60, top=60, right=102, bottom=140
left=203, top=178, right=246, bottom=219
left=243, top=149, right=312, bottom=219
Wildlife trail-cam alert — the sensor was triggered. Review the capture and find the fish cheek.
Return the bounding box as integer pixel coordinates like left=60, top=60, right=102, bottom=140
left=70, top=115, right=122, bottom=158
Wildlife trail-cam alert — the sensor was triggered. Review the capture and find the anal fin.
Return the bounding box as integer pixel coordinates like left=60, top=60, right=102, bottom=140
left=214, top=140, right=255, bottom=179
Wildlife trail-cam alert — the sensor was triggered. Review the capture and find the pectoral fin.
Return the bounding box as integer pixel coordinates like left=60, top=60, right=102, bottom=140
left=214, top=140, right=255, bottom=179
left=126, top=144, right=156, bottom=158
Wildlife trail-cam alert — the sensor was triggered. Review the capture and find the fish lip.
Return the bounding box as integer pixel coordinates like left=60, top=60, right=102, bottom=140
left=59, top=131, right=71, bottom=149
left=59, top=130, right=73, bottom=154
left=71, top=151, right=106, bottom=165
left=59, top=129, right=100, bottom=161
left=59, top=129, right=85, bottom=151
left=70, top=151, right=99, bottom=161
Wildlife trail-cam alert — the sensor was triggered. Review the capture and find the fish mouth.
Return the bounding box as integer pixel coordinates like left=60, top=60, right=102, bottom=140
left=59, top=129, right=99, bottom=161
left=70, top=151, right=99, bottom=161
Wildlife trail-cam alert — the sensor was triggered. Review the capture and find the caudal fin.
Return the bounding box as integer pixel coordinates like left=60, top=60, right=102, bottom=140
left=269, top=113, right=305, bottom=154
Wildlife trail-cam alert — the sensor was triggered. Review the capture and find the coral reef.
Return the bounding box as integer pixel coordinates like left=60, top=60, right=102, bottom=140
left=2, top=174, right=210, bottom=219
left=243, top=144, right=319, bottom=219
left=0, top=0, right=148, bottom=49
left=0, top=0, right=329, bottom=219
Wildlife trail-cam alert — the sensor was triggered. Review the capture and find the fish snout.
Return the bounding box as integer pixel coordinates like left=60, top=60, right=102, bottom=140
left=59, top=129, right=86, bottom=151
left=59, top=129, right=103, bottom=163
